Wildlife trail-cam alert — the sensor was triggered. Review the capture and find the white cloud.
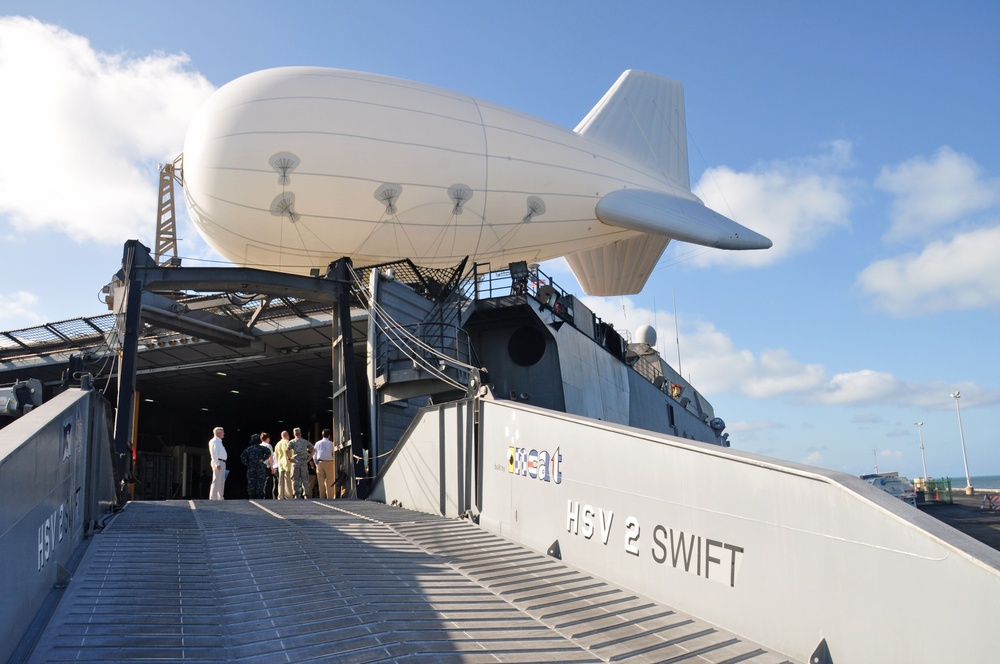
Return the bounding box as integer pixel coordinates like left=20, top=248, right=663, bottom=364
left=802, top=450, right=824, bottom=466
left=0, top=291, right=45, bottom=328
left=581, top=295, right=1000, bottom=409
left=582, top=294, right=826, bottom=398
left=678, top=320, right=758, bottom=392
left=745, top=349, right=827, bottom=398
left=856, top=225, right=1000, bottom=315
left=813, top=369, right=899, bottom=405
left=0, top=17, right=214, bottom=243
left=691, top=141, right=854, bottom=267
left=813, top=372, right=1000, bottom=409
left=876, top=147, right=1000, bottom=242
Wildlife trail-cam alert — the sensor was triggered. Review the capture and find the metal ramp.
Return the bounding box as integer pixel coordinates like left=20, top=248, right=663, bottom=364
left=26, top=500, right=793, bottom=664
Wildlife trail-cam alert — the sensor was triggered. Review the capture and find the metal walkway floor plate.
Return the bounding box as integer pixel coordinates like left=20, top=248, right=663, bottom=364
left=28, top=500, right=793, bottom=663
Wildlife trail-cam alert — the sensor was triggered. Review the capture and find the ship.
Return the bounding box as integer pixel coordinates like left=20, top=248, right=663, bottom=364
left=1, top=67, right=998, bottom=663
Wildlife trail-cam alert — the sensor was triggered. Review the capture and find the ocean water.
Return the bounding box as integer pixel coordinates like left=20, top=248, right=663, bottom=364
left=940, top=474, right=1000, bottom=490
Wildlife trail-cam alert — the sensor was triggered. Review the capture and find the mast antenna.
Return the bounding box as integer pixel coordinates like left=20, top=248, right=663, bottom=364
left=154, top=154, right=184, bottom=266
left=673, top=291, right=682, bottom=378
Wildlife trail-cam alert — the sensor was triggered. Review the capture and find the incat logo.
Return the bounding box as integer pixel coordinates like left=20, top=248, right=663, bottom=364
left=508, top=446, right=562, bottom=484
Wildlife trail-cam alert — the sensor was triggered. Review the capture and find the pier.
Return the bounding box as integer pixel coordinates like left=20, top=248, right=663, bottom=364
left=923, top=491, right=1000, bottom=552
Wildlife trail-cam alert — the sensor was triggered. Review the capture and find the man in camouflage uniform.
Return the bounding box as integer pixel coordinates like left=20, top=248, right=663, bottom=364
left=286, top=427, right=314, bottom=499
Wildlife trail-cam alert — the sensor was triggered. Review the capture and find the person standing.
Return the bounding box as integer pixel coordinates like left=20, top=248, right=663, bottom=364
left=208, top=426, right=227, bottom=500
left=259, top=432, right=276, bottom=498
left=274, top=430, right=293, bottom=499
left=307, top=457, right=319, bottom=498
left=287, top=427, right=314, bottom=499
left=314, top=428, right=337, bottom=499
left=241, top=433, right=271, bottom=499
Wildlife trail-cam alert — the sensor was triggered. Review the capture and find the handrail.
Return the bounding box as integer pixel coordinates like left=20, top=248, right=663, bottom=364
left=377, top=323, right=472, bottom=374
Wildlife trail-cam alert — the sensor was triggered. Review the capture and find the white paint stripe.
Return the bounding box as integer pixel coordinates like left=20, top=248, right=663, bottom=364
left=312, top=500, right=384, bottom=524
left=250, top=500, right=286, bottom=519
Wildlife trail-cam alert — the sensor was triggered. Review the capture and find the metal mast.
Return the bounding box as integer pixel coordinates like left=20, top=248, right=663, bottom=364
left=153, top=154, right=183, bottom=266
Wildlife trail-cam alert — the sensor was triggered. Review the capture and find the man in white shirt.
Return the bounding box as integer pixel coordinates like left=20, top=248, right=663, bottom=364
left=313, top=428, right=336, bottom=499
left=208, top=426, right=227, bottom=500
left=260, top=432, right=276, bottom=498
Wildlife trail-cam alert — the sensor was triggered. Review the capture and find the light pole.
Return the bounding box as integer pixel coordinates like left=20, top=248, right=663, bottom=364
left=950, top=391, right=974, bottom=495
left=914, top=421, right=928, bottom=479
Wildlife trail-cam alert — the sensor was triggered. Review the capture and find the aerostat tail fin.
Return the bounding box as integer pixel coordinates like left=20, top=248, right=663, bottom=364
left=565, top=234, right=669, bottom=297
left=575, top=70, right=689, bottom=189
left=569, top=70, right=771, bottom=296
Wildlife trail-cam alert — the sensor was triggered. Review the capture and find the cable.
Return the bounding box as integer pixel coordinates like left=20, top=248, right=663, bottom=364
left=348, top=266, right=473, bottom=391
left=368, top=309, right=469, bottom=392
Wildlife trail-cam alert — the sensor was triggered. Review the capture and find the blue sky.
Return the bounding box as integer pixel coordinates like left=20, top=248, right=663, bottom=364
left=1, top=2, right=997, bottom=481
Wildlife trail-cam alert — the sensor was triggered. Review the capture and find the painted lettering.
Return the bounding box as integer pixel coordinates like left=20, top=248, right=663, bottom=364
left=44, top=517, right=51, bottom=563
left=624, top=516, right=640, bottom=556
left=651, top=524, right=668, bottom=563
left=567, top=500, right=579, bottom=534
left=37, top=502, right=71, bottom=573
left=537, top=451, right=550, bottom=481
left=38, top=524, right=44, bottom=571
left=509, top=446, right=562, bottom=484
left=599, top=509, right=614, bottom=545
left=705, top=538, right=722, bottom=581
left=724, top=543, right=745, bottom=588
left=649, top=526, right=745, bottom=588
left=582, top=505, right=595, bottom=539
left=567, top=502, right=747, bottom=588
left=670, top=529, right=697, bottom=572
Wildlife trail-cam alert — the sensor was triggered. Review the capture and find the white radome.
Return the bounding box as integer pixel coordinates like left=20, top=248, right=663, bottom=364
left=635, top=324, right=657, bottom=346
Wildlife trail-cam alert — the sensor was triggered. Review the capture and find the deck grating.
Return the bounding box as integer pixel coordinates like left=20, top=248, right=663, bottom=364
left=26, top=499, right=793, bottom=663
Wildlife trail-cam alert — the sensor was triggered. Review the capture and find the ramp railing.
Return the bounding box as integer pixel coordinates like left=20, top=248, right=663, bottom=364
left=373, top=396, right=1000, bottom=664
left=0, top=379, right=117, bottom=663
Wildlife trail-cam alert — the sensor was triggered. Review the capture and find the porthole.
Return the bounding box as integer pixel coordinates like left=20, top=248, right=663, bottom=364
left=507, top=326, right=546, bottom=366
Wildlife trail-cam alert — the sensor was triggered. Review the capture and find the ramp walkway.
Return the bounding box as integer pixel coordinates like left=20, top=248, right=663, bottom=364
left=26, top=499, right=791, bottom=664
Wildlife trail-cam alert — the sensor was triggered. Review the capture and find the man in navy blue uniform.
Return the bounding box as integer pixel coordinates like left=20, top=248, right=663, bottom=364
left=241, top=433, right=272, bottom=499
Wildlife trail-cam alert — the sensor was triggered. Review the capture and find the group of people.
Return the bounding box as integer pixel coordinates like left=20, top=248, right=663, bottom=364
left=207, top=426, right=341, bottom=500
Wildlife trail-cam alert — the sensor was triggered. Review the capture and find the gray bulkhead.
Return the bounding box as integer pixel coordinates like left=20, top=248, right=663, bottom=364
left=368, top=264, right=725, bottom=470
left=463, top=304, right=566, bottom=413
left=463, top=293, right=722, bottom=445
left=367, top=278, right=434, bottom=460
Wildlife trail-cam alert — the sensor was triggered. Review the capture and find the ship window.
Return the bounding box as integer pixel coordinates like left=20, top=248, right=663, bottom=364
left=508, top=326, right=546, bottom=367
left=667, top=404, right=676, bottom=427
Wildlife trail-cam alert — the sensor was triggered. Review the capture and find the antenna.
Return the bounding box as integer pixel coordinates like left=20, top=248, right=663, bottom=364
left=673, top=291, right=682, bottom=378
left=653, top=295, right=660, bottom=356
left=153, top=154, right=183, bottom=266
